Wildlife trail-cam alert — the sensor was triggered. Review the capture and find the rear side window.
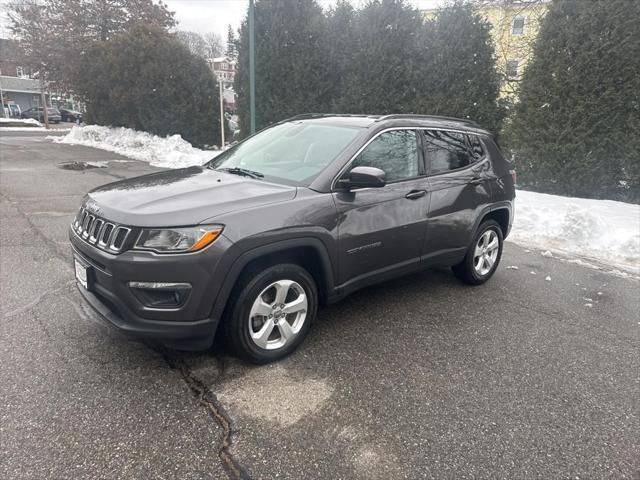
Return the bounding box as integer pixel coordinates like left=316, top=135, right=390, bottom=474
left=468, top=134, right=486, bottom=161
left=423, top=130, right=471, bottom=174
left=351, top=130, right=419, bottom=182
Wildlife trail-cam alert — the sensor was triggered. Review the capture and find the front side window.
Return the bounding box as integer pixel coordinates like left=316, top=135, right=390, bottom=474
left=208, top=121, right=362, bottom=186
left=350, top=130, right=419, bottom=183
left=512, top=16, right=525, bottom=35
left=424, top=130, right=472, bottom=175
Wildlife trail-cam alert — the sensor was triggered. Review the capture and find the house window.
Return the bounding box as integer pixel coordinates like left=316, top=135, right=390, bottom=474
left=512, top=16, right=525, bottom=35
left=16, top=66, right=24, bottom=77
left=506, top=59, right=519, bottom=80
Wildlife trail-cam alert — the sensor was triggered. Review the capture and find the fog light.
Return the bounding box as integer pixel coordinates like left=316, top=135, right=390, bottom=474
left=128, top=282, right=191, bottom=308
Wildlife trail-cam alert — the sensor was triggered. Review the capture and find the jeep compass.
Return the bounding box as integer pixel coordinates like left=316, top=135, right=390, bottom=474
left=70, top=114, right=515, bottom=363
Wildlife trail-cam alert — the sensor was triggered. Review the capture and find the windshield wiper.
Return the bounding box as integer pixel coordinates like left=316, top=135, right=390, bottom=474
left=216, top=167, right=264, bottom=179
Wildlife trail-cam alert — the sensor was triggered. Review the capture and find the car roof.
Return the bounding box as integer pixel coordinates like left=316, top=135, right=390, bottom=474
left=283, top=113, right=492, bottom=135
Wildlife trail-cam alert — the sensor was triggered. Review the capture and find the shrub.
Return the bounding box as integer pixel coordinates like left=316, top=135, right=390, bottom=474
left=75, top=25, right=221, bottom=148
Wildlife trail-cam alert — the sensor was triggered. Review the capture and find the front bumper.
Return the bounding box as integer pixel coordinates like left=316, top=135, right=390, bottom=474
left=70, top=227, right=235, bottom=350
left=77, top=285, right=216, bottom=349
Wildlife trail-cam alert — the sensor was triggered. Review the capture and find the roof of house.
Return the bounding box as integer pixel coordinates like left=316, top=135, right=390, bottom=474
left=0, top=75, right=40, bottom=93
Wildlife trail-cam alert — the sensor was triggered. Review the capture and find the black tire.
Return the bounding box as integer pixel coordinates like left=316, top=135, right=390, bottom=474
left=452, top=220, right=504, bottom=285
left=224, top=263, right=317, bottom=364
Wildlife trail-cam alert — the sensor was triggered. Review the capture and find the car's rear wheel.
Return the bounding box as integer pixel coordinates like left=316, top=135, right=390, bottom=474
left=453, top=219, right=504, bottom=285
left=225, top=264, right=317, bottom=363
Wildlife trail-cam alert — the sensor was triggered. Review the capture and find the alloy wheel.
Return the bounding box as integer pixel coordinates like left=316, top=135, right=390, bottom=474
left=248, top=279, right=308, bottom=350
left=473, top=229, right=500, bottom=276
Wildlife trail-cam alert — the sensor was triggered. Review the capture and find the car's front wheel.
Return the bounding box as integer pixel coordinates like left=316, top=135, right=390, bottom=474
left=453, top=219, right=504, bottom=285
left=225, top=264, right=317, bottom=363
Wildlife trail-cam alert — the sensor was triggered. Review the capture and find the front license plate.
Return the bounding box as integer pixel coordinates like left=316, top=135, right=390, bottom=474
left=74, top=258, right=88, bottom=289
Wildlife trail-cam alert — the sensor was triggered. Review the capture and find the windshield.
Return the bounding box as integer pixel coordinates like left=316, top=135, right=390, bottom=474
left=208, top=121, right=362, bottom=186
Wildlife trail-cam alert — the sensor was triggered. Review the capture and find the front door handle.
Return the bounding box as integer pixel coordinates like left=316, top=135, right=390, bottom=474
left=405, top=190, right=427, bottom=200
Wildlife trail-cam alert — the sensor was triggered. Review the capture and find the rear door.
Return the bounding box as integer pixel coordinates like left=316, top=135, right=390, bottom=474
left=333, top=129, right=430, bottom=286
left=422, top=129, right=492, bottom=264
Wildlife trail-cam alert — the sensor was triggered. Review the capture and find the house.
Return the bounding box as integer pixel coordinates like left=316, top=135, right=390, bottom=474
left=210, top=56, right=237, bottom=113
left=0, top=38, right=44, bottom=116
left=211, top=56, right=236, bottom=90
left=423, top=1, right=549, bottom=99
left=480, top=0, right=549, bottom=98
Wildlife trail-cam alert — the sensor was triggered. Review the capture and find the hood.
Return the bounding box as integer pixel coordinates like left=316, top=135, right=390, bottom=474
left=86, top=166, right=297, bottom=227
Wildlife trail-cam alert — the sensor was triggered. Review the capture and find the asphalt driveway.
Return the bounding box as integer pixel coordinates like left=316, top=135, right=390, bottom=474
left=1, top=130, right=638, bottom=479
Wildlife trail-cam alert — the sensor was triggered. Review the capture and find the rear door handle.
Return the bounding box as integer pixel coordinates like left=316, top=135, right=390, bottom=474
left=405, top=190, right=427, bottom=200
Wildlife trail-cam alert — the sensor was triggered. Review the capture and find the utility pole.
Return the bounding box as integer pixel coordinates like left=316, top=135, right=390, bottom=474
left=39, top=77, right=49, bottom=129
left=219, top=77, right=225, bottom=148
left=0, top=78, right=7, bottom=118
left=249, top=0, right=256, bottom=134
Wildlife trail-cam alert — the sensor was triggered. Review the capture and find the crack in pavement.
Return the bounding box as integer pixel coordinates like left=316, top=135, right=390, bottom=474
left=2, top=280, right=75, bottom=321
left=159, top=349, right=251, bottom=480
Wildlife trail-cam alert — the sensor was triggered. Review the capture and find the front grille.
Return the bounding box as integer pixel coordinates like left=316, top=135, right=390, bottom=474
left=72, top=206, right=131, bottom=253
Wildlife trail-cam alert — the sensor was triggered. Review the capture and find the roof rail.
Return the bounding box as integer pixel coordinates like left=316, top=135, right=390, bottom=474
left=374, top=114, right=480, bottom=127
left=283, top=113, right=380, bottom=122
left=285, top=113, right=330, bottom=121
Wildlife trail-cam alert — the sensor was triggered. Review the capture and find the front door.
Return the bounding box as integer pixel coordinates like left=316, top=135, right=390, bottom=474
left=333, top=129, right=429, bottom=287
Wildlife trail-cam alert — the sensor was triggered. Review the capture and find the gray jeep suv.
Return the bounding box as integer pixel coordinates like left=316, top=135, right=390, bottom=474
left=70, top=114, right=515, bottom=363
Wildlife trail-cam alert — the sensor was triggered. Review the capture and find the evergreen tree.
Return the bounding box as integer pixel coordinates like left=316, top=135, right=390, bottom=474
left=325, top=0, right=356, bottom=111
left=75, top=25, right=220, bottom=148
left=338, top=0, right=424, bottom=114
left=235, top=0, right=330, bottom=134
left=419, top=1, right=503, bottom=132
left=234, top=0, right=502, bottom=137
left=505, top=0, right=640, bottom=202
left=226, top=24, right=238, bottom=60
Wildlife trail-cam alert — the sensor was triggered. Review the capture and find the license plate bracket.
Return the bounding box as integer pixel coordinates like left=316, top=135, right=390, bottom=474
left=74, top=257, right=91, bottom=290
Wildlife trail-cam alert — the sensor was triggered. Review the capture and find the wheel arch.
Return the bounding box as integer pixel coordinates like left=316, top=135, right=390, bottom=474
left=209, top=237, right=335, bottom=328
left=475, top=204, right=512, bottom=239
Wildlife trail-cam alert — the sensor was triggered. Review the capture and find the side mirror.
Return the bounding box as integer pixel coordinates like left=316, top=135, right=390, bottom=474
left=338, top=166, right=386, bottom=190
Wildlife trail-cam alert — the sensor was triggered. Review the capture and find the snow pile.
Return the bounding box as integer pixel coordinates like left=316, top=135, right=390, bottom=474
left=52, top=125, right=219, bottom=168
left=0, top=117, right=42, bottom=126
left=0, top=117, right=46, bottom=130
left=510, top=190, right=640, bottom=274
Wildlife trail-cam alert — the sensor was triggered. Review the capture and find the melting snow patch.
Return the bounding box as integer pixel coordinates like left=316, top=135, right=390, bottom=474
left=510, top=190, right=640, bottom=274
left=506, top=265, right=519, bottom=270
left=51, top=125, right=221, bottom=169
left=541, top=250, right=553, bottom=258
left=1, top=117, right=42, bottom=126
left=545, top=276, right=552, bottom=281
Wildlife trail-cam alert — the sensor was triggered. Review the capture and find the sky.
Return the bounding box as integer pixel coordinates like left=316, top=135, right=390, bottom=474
left=0, top=0, right=446, bottom=39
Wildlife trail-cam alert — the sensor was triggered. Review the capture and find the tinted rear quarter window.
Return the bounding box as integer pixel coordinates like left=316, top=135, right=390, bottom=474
left=468, top=134, right=486, bottom=161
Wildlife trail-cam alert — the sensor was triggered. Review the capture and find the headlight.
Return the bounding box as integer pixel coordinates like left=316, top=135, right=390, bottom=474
left=135, top=225, right=223, bottom=253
